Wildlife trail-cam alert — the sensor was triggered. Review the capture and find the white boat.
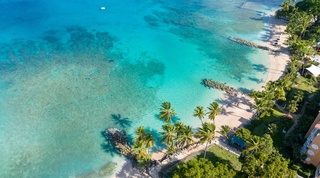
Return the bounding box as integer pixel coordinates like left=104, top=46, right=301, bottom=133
left=101, top=7, right=105, bottom=10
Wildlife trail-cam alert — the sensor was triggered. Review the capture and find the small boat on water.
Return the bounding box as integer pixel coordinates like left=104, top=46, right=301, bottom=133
left=101, top=7, right=106, bottom=10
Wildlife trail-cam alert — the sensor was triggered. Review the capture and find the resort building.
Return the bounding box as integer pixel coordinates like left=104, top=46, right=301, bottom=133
left=301, top=112, right=320, bottom=178
left=305, top=65, right=320, bottom=77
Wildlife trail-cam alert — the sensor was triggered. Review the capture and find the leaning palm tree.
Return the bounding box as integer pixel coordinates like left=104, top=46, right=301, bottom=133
left=193, top=106, right=206, bottom=124
left=158, top=102, right=177, bottom=122
left=195, top=122, right=216, bottom=159
left=207, top=102, right=221, bottom=121
left=218, top=125, right=231, bottom=140
left=159, top=123, right=176, bottom=152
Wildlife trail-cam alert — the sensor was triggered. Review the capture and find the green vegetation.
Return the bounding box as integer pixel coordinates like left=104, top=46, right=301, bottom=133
left=132, top=126, right=154, bottom=167
left=193, top=106, right=205, bottom=124
left=172, top=158, right=236, bottom=178
left=195, top=122, right=216, bottom=159
left=293, top=77, right=318, bottom=93
left=158, top=101, right=176, bottom=123
left=218, top=125, right=231, bottom=140
left=236, top=130, right=297, bottom=177
left=241, top=149, right=297, bottom=177
left=207, top=102, right=221, bottom=121
left=245, top=111, right=294, bottom=154
left=273, top=0, right=320, bottom=175
left=167, top=145, right=241, bottom=178
left=198, top=145, right=242, bottom=171
left=129, top=1, right=320, bottom=175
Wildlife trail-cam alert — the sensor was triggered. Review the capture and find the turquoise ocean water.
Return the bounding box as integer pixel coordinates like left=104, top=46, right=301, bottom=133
left=0, top=0, right=283, bottom=177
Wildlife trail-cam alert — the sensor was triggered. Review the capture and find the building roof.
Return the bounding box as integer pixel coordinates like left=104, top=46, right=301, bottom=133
left=231, top=135, right=246, bottom=148
left=306, top=65, right=320, bottom=77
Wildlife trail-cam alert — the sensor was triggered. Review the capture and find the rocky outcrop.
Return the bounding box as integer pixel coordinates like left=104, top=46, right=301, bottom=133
left=229, top=37, right=276, bottom=52
left=202, top=79, right=241, bottom=96
left=105, top=128, right=132, bottom=156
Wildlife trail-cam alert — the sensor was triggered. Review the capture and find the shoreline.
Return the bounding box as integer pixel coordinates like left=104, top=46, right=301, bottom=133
left=260, top=12, right=290, bottom=86
left=112, top=11, right=291, bottom=178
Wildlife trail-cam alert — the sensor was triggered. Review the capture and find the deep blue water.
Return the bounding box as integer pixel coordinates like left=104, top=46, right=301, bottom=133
left=0, top=0, right=283, bottom=177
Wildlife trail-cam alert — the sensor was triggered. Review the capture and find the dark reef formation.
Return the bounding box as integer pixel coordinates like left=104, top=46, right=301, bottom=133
left=104, top=128, right=132, bottom=156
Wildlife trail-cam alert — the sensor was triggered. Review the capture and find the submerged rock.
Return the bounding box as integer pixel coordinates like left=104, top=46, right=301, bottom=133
left=229, top=37, right=277, bottom=52
left=104, top=128, right=132, bottom=156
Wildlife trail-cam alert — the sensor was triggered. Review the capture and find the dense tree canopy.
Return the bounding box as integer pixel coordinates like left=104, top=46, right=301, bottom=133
left=241, top=150, right=297, bottom=177
left=172, top=158, right=236, bottom=178
left=238, top=130, right=297, bottom=177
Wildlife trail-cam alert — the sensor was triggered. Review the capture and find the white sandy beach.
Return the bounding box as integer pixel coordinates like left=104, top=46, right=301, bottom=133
left=260, top=13, right=290, bottom=83
left=216, top=12, right=290, bottom=136
left=112, top=12, right=290, bottom=178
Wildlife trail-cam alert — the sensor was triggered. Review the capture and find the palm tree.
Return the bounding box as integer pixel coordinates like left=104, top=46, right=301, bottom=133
left=165, top=144, right=176, bottom=156
left=287, top=100, right=298, bottom=114
left=173, top=122, right=184, bottom=149
left=294, top=90, right=304, bottom=103
left=246, top=135, right=262, bottom=154
left=144, top=132, right=155, bottom=150
left=207, top=102, right=221, bottom=121
left=282, top=0, right=291, bottom=11
left=195, top=122, right=216, bottom=159
left=160, top=123, right=176, bottom=152
left=193, top=106, right=206, bottom=124
left=134, top=126, right=146, bottom=143
left=176, top=125, right=194, bottom=149
left=297, top=12, right=312, bottom=39
left=132, top=141, right=151, bottom=165
left=158, top=102, right=176, bottom=122
left=134, top=126, right=154, bottom=154
left=218, top=125, right=231, bottom=140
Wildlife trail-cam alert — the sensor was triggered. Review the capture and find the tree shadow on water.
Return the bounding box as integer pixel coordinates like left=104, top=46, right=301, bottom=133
left=100, top=131, right=121, bottom=157
left=111, top=114, right=132, bottom=130
left=248, top=77, right=264, bottom=84
left=238, top=87, right=252, bottom=94
left=252, top=64, right=268, bottom=73
left=145, top=127, right=166, bottom=151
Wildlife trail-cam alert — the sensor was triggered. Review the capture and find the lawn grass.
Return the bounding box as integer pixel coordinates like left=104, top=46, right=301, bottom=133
left=247, top=108, right=293, bottom=157
left=293, top=77, right=318, bottom=93
left=196, top=144, right=242, bottom=171
left=164, top=144, right=242, bottom=177
left=251, top=109, right=284, bottom=136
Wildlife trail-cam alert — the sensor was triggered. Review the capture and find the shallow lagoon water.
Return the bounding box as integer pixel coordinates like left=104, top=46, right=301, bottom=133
left=0, top=0, right=283, bottom=177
